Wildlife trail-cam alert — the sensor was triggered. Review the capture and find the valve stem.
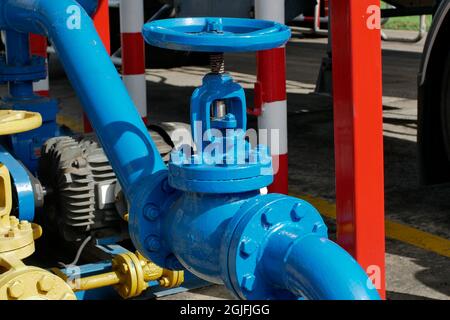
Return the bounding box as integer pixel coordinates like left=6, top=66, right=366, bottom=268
left=210, top=53, right=225, bottom=74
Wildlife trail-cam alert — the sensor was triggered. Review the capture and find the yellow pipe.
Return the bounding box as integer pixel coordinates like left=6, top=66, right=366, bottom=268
left=74, top=272, right=120, bottom=292
left=53, top=252, right=184, bottom=298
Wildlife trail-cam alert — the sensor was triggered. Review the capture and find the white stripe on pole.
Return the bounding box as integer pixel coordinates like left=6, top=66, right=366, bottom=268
left=258, top=101, right=288, bottom=155
left=33, top=65, right=49, bottom=93
left=119, top=0, right=144, bottom=33
left=256, top=0, right=288, bottom=194
left=120, top=0, right=147, bottom=120
left=123, top=74, right=147, bottom=118
left=255, top=0, right=285, bottom=23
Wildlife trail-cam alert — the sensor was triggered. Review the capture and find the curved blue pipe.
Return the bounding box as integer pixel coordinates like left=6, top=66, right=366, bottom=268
left=0, top=0, right=382, bottom=300
left=0, top=0, right=167, bottom=195
left=161, top=193, right=381, bottom=300
left=162, top=191, right=260, bottom=284
left=263, top=231, right=380, bottom=300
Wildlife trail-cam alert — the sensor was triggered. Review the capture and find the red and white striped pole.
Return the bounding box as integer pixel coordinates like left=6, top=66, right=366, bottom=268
left=29, top=34, right=49, bottom=97
left=255, top=0, right=288, bottom=194
left=120, top=0, right=147, bottom=123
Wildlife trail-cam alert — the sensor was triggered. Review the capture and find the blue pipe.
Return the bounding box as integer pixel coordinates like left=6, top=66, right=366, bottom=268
left=160, top=192, right=381, bottom=300
left=0, top=0, right=167, bottom=195
left=0, top=0, right=382, bottom=300
left=4, top=30, right=34, bottom=98
left=262, top=230, right=380, bottom=300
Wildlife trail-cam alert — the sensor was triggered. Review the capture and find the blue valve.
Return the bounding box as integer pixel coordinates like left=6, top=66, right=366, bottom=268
left=141, top=17, right=291, bottom=194
left=142, top=17, right=291, bottom=52
left=135, top=16, right=381, bottom=300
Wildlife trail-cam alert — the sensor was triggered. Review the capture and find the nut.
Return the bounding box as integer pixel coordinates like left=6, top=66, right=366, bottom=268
left=290, top=203, right=304, bottom=222
left=241, top=275, right=256, bottom=292
left=7, top=281, right=24, bottom=299
left=37, top=275, right=55, bottom=292
left=239, top=239, right=258, bottom=257
left=120, top=263, right=129, bottom=274
left=261, top=209, right=276, bottom=228
left=18, top=221, right=31, bottom=230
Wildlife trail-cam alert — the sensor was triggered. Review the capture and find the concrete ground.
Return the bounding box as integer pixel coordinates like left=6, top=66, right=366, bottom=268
left=7, top=30, right=450, bottom=300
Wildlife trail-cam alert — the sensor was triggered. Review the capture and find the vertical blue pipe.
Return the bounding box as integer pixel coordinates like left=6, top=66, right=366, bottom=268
left=4, top=30, right=34, bottom=98
left=0, top=0, right=167, bottom=195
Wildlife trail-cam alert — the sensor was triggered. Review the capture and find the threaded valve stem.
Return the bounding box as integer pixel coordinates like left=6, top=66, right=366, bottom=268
left=210, top=53, right=225, bottom=74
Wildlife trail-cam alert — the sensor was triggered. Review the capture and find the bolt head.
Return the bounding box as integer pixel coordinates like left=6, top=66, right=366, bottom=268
left=37, top=276, right=54, bottom=292
left=145, top=236, right=161, bottom=252
left=9, top=217, right=19, bottom=227
left=241, top=275, right=256, bottom=292
left=239, top=239, right=258, bottom=257
left=120, top=286, right=130, bottom=297
left=159, top=277, right=170, bottom=287
left=7, top=281, right=24, bottom=299
left=144, top=204, right=160, bottom=221
left=261, top=209, right=276, bottom=228
left=312, top=222, right=327, bottom=234
left=18, top=220, right=31, bottom=230
left=291, top=203, right=304, bottom=222
left=161, top=179, right=175, bottom=194
left=120, top=263, right=129, bottom=274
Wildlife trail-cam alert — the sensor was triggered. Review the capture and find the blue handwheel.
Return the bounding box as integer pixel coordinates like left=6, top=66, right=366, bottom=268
left=142, top=17, right=291, bottom=52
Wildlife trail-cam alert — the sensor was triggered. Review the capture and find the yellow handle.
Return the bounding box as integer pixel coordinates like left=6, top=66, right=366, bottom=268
left=0, top=110, right=42, bottom=135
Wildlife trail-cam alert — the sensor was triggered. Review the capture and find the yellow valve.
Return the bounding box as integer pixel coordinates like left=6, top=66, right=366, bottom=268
left=54, top=251, right=184, bottom=299
left=0, top=163, right=41, bottom=258
left=0, top=110, right=42, bottom=136
left=0, top=163, right=75, bottom=300
left=159, top=268, right=184, bottom=289
left=135, top=251, right=184, bottom=288
left=0, top=164, right=12, bottom=233
left=0, top=261, right=76, bottom=300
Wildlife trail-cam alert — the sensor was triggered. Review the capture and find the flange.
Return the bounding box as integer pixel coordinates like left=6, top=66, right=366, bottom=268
left=222, top=194, right=328, bottom=300
left=168, top=143, right=273, bottom=193
left=0, top=267, right=76, bottom=300
left=0, top=54, right=46, bottom=84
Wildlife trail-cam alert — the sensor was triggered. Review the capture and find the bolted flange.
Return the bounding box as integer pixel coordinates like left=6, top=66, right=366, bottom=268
left=0, top=267, right=76, bottom=300
left=222, top=194, right=328, bottom=300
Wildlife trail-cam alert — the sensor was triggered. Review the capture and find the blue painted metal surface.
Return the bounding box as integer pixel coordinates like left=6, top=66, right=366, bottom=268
left=190, top=73, right=247, bottom=145
left=142, top=17, right=291, bottom=52
left=0, top=30, right=60, bottom=173
left=130, top=182, right=381, bottom=299
left=0, top=2, right=380, bottom=300
left=76, top=0, right=99, bottom=16
left=168, top=65, right=272, bottom=193
left=138, top=17, right=379, bottom=300
left=0, top=145, right=35, bottom=221
left=224, top=194, right=380, bottom=300
left=0, top=0, right=167, bottom=196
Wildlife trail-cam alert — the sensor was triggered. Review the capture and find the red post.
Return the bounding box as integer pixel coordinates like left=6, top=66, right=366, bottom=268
left=29, top=34, right=49, bottom=97
left=93, top=0, right=111, bottom=54
left=84, top=0, right=111, bottom=133
left=330, top=0, right=386, bottom=298
left=120, top=0, right=147, bottom=123
left=254, top=0, right=289, bottom=195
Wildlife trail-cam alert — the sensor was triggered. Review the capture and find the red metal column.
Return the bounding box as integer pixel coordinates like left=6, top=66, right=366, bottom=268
left=93, top=0, right=111, bottom=53
left=254, top=0, right=289, bottom=195
left=29, top=34, right=49, bottom=97
left=84, top=0, right=111, bottom=133
left=330, top=0, right=386, bottom=298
